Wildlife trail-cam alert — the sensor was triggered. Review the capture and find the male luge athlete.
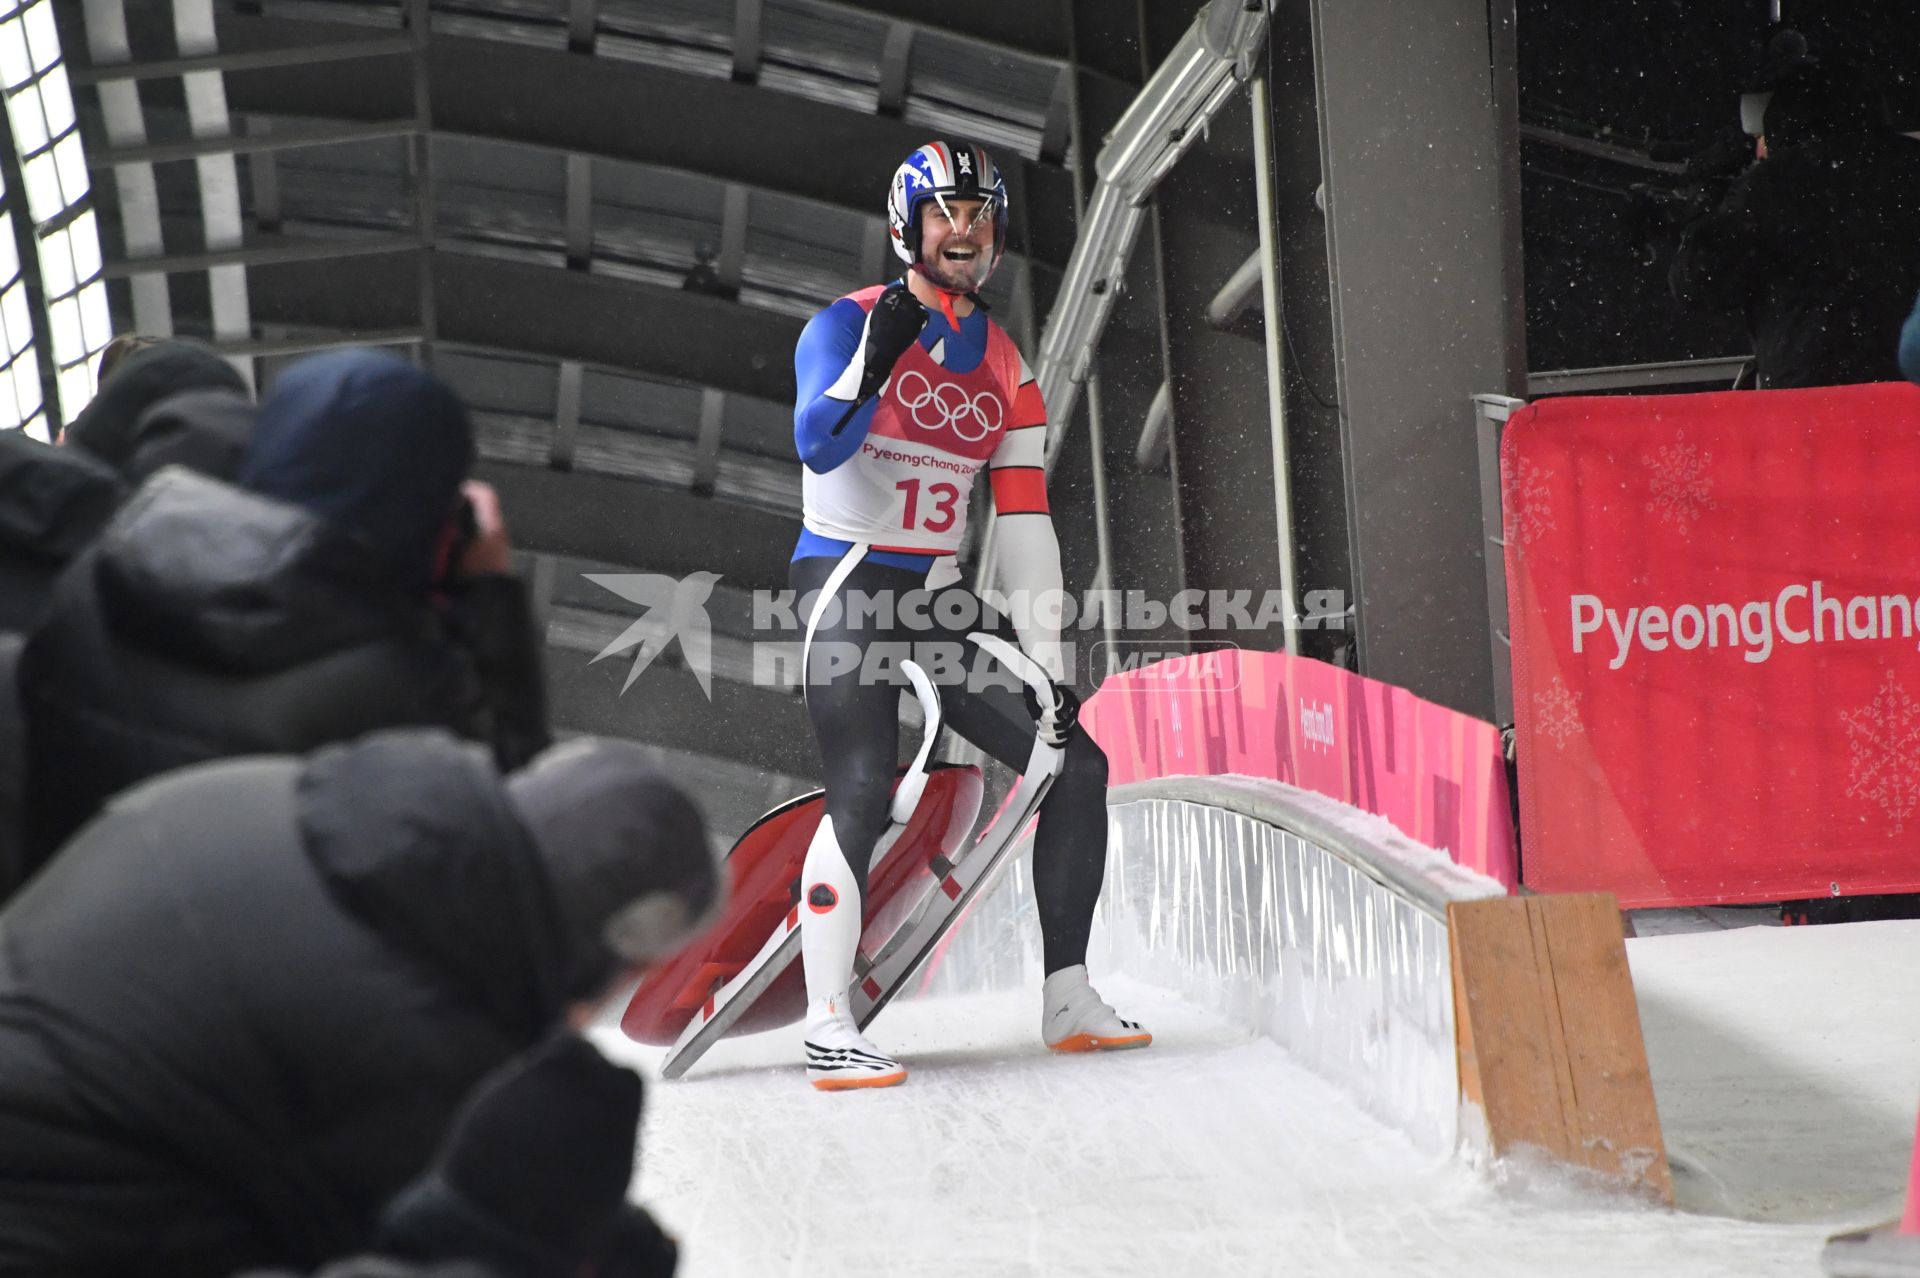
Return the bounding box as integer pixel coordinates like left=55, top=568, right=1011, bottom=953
left=788, top=139, right=1149, bottom=1092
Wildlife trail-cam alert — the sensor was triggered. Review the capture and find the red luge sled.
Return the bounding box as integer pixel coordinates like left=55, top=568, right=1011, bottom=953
left=621, top=763, right=983, bottom=1046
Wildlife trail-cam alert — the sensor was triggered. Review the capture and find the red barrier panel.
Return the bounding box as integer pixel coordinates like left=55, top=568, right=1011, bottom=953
left=1504, top=383, right=1920, bottom=908
left=1080, top=647, right=1517, bottom=889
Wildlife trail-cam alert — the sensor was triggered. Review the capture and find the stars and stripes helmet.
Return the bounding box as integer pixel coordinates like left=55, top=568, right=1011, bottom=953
left=886, top=139, right=1009, bottom=286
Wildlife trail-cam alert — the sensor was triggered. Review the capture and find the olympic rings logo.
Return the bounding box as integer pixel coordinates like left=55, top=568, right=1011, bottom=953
left=892, top=370, right=1003, bottom=443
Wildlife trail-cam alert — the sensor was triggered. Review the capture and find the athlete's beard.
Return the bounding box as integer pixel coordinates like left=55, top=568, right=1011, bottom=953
left=921, top=243, right=990, bottom=294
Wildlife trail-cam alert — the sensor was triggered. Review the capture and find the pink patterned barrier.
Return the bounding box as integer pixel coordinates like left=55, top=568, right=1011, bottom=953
left=1080, top=647, right=1518, bottom=890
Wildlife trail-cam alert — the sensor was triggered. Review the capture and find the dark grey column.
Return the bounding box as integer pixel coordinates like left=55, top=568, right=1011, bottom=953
left=1307, top=0, right=1525, bottom=716
left=1265, top=0, right=1351, bottom=670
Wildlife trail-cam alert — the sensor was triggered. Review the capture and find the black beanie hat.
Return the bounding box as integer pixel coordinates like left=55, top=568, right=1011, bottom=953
left=64, top=340, right=248, bottom=468
left=380, top=1033, right=643, bottom=1272
left=505, top=739, right=721, bottom=995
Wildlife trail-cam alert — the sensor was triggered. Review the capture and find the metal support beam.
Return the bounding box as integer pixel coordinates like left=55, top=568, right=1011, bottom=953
left=716, top=184, right=749, bottom=295
left=176, top=0, right=254, bottom=387
left=408, top=0, right=436, bottom=364
left=819, top=0, right=1068, bottom=62
left=89, top=121, right=418, bottom=167
left=475, top=459, right=794, bottom=589
left=1134, top=381, right=1171, bottom=472
left=859, top=220, right=889, bottom=286
left=1471, top=394, right=1522, bottom=725
left=1038, top=65, right=1074, bottom=165
left=82, top=0, right=173, bottom=337
left=242, top=252, right=806, bottom=403
left=527, top=550, right=560, bottom=638
left=104, top=234, right=419, bottom=278
left=1264, top=0, right=1347, bottom=668
left=245, top=116, right=282, bottom=232
left=1525, top=356, right=1749, bottom=396
left=565, top=153, right=593, bottom=268
left=1203, top=249, right=1263, bottom=330
left=209, top=327, right=425, bottom=358
left=552, top=360, right=583, bottom=471
left=1488, top=0, right=1529, bottom=403
left=877, top=24, right=914, bottom=117
left=732, top=0, right=765, bottom=83
left=1250, top=75, right=1301, bottom=657
left=70, top=35, right=412, bottom=83
left=692, top=388, right=725, bottom=497
left=568, top=0, right=597, bottom=53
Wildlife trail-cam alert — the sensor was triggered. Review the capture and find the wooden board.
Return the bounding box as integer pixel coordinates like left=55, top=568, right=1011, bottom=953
left=1449, top=893, right=1673, bottom=1203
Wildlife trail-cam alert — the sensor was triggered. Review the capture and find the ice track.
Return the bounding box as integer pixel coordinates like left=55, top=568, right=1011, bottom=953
left=594, top=977, right=1843, bottom=1278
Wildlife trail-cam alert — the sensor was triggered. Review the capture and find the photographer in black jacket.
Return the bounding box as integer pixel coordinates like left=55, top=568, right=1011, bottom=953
left=15, top=348, right=550, bottom=877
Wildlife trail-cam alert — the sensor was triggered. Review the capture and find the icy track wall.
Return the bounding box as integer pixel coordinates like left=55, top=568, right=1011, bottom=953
left=922, top=651, right=1516, bottom=1154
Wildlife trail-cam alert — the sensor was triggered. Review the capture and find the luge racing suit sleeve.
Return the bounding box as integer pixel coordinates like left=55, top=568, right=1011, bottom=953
left=986, top=353, right=1065, bottom=681
left=794, top=298, right=883, bottom=474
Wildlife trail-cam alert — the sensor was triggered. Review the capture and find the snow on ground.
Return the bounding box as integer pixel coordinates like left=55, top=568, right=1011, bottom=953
left=595, top=974, right=1850, bottom=1278
left=1630, top=919, right=1920, bottom=1226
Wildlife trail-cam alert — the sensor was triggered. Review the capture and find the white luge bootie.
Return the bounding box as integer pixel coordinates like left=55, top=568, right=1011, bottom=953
left=803, top=995, right=907, bottom=1091
left=1041, top=965, right=1153, bottom=1053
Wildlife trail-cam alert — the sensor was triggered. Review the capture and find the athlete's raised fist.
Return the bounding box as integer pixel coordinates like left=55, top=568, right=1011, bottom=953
left=857, top=283, right=929, bottom=401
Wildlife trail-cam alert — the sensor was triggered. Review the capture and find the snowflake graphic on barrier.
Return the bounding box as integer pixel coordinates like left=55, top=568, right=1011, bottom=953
left=1645, top=432, right=1714, bottom=530
left=1533, top=677, right=1583, bottom=750
left=1504, top=456, right=1555, bottom=557
left=1842, top=671, right=1920, bottom=834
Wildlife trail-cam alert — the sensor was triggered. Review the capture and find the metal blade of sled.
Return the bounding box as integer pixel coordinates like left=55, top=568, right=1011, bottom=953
left=851, top=756, right=1054, bottom=1030
left=661, top=808, right=918, bottom=1081
left=854, top=632, right=1058, bottom=983
left=853, top=631, right=1065, bottom=1031
left=658, top=911, right=802, bottom=1080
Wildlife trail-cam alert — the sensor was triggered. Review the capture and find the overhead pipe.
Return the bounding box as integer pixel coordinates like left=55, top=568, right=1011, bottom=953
left=1035, top=0, right=1269, bottom=464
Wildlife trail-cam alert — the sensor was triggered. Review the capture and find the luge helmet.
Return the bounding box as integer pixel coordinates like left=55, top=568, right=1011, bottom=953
left=886, top=139, right=1009, bottom=290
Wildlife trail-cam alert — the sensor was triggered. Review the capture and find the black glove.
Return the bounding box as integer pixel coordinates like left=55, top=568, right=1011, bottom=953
left=855, top=283, right=929, bottom=401
left=587, top=1205, right=680, bottom=1278
left=1027, top=680, right=1080, bottom=749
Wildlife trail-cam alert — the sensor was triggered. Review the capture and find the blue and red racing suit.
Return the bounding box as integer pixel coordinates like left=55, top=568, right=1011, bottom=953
left=787, top=283, right=1108, bottom=984
left=791, top=283, right=1063, bottom=676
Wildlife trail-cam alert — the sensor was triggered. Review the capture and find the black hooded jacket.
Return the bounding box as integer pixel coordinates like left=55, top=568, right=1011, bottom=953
left=63, top=340, right=249, bottom=469
left=0, top=734, right=577, bottom=1277
left=122, top=387, right=256, bottom=488
left=16, top=468, right=548, bottom=876
left=0, top=431, right=124, bottom=633
left=0, top=372, right=254, bottom=637
left=1671, top=128, right=1920, bottom=390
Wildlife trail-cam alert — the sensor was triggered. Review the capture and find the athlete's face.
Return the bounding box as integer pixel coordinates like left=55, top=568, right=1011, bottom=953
left=919, top=196, right=996, bottom=293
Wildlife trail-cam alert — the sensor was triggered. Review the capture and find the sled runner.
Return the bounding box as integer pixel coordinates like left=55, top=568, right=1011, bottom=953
left=635, top=635, right=1064, bottom=1080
